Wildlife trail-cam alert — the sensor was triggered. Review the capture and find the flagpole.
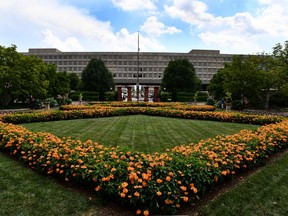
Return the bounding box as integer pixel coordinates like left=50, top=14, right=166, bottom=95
left=136, top=31, right=140, bottom=102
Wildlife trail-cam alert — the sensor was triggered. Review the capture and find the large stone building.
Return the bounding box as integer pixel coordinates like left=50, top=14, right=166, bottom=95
left=24, top=48, right=236, bottom=90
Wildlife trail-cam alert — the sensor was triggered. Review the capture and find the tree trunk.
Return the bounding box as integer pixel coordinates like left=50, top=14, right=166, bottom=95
left=1, top=92, right=12, bottom=106
left=264, top=92, right=270, bottom=110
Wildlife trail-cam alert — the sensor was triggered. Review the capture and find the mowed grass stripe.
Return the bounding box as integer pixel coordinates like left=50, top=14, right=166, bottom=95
left=22, top=115, right=259, bottom=153
left=0, top=153, right=101, bottom=216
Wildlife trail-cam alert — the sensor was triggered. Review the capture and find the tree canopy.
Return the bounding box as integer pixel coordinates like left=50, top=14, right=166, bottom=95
left=208, top=41, right=288, bottom=109
left=161, top=59, right=201, bottom=101
left=0, top=44, right=72, bottom=107
left=81, top=58, right=114, bottom=101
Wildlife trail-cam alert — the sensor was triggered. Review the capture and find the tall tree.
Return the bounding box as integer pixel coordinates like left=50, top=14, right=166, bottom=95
left=81, top=58, right=114, bottom=101
left=223, top=55, right=262, bottom=107
left=206, top=67, right=226, bottom=100
left=0, top=45, right=21, bottom=106
left=68, top=72, right=81, bottom=91
left=161, top=59, right=201, bottom=101
left=17, top=55, right=49, bottom=103
left=250, top=54, right=284, bottom=109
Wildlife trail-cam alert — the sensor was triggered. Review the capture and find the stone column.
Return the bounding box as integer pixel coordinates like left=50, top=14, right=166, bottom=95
left=117, top=86, right=122, bottom=101
left=127, top=86, right=132, bottom=101
left=154, top=86, right=160, bottom=102
left=144, top=86, right=149, bottom=102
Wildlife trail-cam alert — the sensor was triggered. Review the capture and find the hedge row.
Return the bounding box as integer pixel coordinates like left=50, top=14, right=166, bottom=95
left=1, top=107, right=284, bottom=125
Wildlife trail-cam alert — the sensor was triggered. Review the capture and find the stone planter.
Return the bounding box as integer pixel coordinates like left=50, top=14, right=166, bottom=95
left=226, top=104, right=232, bottom=111
left=44, top=102, right=50, bottom=110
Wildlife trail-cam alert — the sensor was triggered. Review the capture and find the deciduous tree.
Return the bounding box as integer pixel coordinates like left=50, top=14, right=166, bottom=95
left=161, top=59, right=201, bottom=101
left=81, top=58, right=114, bottom=101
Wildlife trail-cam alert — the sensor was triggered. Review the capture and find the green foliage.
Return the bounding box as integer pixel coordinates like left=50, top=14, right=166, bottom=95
left=208, top=50, right=288, bottom=109
left=81, top=58, right=115, bottom=101
left=161, top=59, right=201, bottom=101
left=0, top=44, right=22, bottom=106
left=68, top=72, right=81, bottom=91
left=0, top=44, right=72, bottom=108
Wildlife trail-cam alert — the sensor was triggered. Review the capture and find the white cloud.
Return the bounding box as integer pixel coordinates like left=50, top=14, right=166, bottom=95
left=140, top=16, right=181, bottom=37
left=164, top=0, right=288, bottom=53
left=111, top=0, right=157, bottom=11
left=42, top=29, right=84, bottom=51
left=164, top=0, right=214, bottom=28
left=0, top=0, right=166, bottom=52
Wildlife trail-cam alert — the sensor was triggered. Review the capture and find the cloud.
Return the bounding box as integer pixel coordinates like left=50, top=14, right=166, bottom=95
left=140, top=16, right=181, bottom=37
left=111, top=0, right=157, bottom=11
left=164, top=0, right=288, bottom=53
left=42, top=29, right=84, bottom=51
left=164, top=0, right=214, bottom=28
left=0, top=0, right=166, bottom=52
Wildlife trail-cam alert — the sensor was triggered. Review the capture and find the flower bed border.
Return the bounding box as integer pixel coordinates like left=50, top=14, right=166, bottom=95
left=0, top=105, right=288, bottom=215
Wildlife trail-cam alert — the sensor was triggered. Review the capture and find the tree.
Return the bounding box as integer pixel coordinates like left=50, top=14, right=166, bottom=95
left=206, top=67, right=226, bottom=100
left=0, top=45, right=22, bottom=106
left=250, top=54, right=284, bottom=109
left=81, top=58, right=114, bottom=101
left=68, top=72, right=81, bottom=91
left=17, top=55, right=49, bottom=103
left=161, top=59, right=201, bottom=101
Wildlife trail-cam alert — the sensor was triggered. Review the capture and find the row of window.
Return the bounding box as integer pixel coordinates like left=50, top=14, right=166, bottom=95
left=39, top=54, right=230, bottom=63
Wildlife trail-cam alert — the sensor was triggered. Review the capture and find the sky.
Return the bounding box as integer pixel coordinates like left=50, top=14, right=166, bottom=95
left=1, top=0, right=288, bottom=54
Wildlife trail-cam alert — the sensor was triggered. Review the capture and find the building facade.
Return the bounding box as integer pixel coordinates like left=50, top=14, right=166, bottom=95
left=24, top=48, right=236, bottom=88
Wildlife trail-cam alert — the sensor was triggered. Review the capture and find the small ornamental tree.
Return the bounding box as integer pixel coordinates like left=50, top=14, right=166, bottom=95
left=81, top=59, right=114, bottom=101
left=161, top=59, right=201, bottom=101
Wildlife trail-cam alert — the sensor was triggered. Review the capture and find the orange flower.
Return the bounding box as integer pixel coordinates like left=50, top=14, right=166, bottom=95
left=221, top=170, right=227, bottom=176
left=182, top=196, right=189, bottom=202
left=121, top=182, right=128, bottom=188
left=136, top=209, right=141, bottom=215
left=120, top=193, right=126, bottom=198
left=123, top=188, right=128, bottom=194
left=166, top=176, right=171, bottom=181
left=156, top=191, right=162, bottom=196
left=165, top=199, right=173, bottom=205
left=180, top=186, right=187, bottom=191
left=156, top=179, right=163, bottom=184
left=143, top=210, right=149, bottom=216
left=134, top=191, right=140, bottom=197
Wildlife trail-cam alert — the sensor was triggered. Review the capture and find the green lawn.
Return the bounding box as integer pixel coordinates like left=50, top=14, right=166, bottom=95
left=21, top=115, right=259, bottom=153
left=0, top=153, right=102, bottom=216
left=3, top=115, right=286, bottom=215
left=197, top=150, right=288, bottom=216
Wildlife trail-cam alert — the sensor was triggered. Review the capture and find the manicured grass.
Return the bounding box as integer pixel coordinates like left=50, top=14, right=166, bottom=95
left=198, top=151, right=288, bottom=216
left=0, top=153, right=102, bottom=216
left=21, top=115, right=259, bottom=153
